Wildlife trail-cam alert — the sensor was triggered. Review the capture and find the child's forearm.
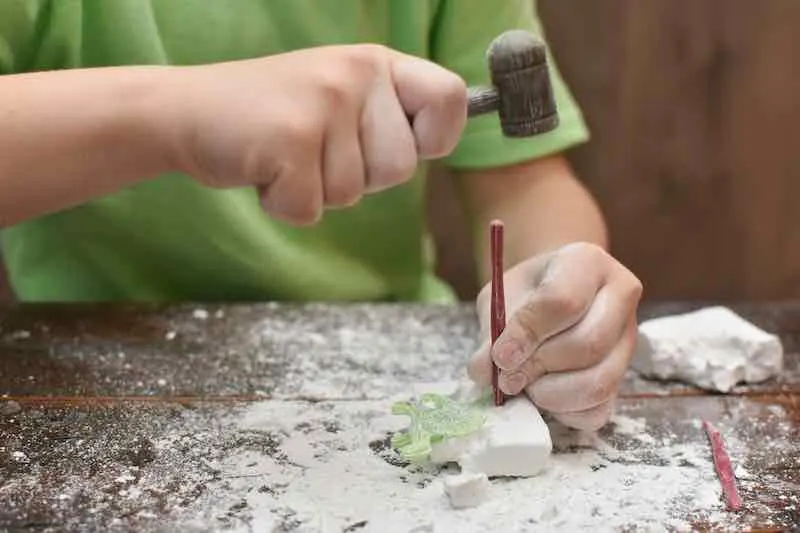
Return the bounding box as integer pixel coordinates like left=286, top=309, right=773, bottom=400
left=0, top=66, right=174, bottom=227
left=451, top=154, right=609, bottom=284
left=1, top=44, right=472, bottom=228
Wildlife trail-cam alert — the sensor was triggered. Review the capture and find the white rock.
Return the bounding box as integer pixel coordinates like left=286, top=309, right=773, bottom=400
left=192, top=309, right=209, bottom=320
left=443, top=472, right=490, bottom=509
left=632, top=306, right=783, bottom=392
left=11, top=451, right=29, bottom=463
left=429, top=428, right=484, bottom=465
left=430, top=396, right=552, bottom=478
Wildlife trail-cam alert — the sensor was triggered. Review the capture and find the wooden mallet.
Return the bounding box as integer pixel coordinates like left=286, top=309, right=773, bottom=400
left=471, top=31, right=559, bottom=403
left=467, top=30, right=560, bottom=137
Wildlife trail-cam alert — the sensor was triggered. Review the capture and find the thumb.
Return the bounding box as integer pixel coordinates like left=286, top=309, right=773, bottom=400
left=389, top=53, right=467, bottom=159
left=467, top=339, right=493, bottom=386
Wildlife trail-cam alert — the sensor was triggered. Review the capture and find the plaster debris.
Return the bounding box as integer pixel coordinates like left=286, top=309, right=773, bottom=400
left=192, top=309, right=210, bottom=320
left=422, top=387, right=552, bottom=478
left=1, top=396, right=790, bottom=532
left=6, top=330, right=31, bottom=340
left=443, top=472, right=490, bottom=509
left=610, top=414, right=647, bottom=436
left=11, top=451, right=29, bottom=463
left=1, top=304, right=795, bottom=531
left=456, top=397, right=552, bottom=478
left=632, top=306, right=783, bottom=392
left=610, top=415, right=656, bottom=445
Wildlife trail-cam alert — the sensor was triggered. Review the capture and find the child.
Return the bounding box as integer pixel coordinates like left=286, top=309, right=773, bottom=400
left=0, top=0, right=642, bottom=430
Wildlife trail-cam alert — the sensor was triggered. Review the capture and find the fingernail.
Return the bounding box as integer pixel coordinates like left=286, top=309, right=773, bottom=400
left=492, top=339, right=526, bottom=369
left=501, top=371, right=527, bottom=394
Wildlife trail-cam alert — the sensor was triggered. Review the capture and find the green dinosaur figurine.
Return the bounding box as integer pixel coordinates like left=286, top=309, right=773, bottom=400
left=390, top=392, right=489, bottom=463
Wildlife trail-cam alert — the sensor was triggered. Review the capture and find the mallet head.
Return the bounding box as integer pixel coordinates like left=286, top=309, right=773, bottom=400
left=486, top=30, right=559, bottom=137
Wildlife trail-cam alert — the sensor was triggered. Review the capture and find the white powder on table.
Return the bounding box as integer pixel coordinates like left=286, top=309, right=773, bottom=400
left=5, top=393, right=791, bottom=532
left=165, top=399, right=743, bottom=532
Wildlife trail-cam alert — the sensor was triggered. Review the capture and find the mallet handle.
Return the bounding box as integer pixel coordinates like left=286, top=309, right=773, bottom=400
left=467, top=86, right=499, bottom=117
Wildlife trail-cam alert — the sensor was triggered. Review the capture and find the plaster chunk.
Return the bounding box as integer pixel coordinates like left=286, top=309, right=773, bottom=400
left=443, top=472, right=491, bottom=509
left=632, top=306, right=783, bottom=392
left=430, top=396, right=552, bottom=478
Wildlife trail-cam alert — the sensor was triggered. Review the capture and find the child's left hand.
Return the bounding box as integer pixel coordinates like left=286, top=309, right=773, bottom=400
left=467, top=242, right=643, bottom=431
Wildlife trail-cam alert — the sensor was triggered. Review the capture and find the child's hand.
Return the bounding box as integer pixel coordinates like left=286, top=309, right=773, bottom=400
left=154, top=45, right=467, bottom=225
left=467, top=242, right=643, bottom=431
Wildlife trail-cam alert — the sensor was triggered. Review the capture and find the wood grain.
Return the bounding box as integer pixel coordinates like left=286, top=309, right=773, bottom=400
left=537, top=0, right=800, bottom=301
left=0, top=301, right=797, bottom=530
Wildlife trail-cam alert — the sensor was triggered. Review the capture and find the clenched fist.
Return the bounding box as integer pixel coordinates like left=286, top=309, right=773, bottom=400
left=155, top=44, right=468, bottom=224
left=468, top=242, right=643, bottom=431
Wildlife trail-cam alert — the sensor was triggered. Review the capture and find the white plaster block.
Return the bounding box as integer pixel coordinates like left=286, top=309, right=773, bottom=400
left=632, top=306, right=783, bottom=392
left=430, top=396, right=552, bottom=478
left=429, top=431, right=482, bottom=465
left=443, top=472, right=491, bottom=509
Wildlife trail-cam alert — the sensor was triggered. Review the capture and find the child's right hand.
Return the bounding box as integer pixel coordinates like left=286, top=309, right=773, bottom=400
left=152, top=44, right=468, bottom=225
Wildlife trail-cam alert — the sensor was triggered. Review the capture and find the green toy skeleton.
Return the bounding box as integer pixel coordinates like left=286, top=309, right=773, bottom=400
left=390, top=392, right=489, bottom=463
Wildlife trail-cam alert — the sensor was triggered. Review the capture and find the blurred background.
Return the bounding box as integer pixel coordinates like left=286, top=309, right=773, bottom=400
left=0, top=0, right=798, bottom=304
left=431, top=0, right=800, bottom=302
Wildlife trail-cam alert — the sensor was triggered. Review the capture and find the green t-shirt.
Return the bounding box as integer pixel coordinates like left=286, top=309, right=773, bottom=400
left=0, top=0, right=589, bottom=303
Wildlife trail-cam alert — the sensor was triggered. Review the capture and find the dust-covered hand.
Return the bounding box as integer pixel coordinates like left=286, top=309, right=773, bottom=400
left=467, top=242, right=643, bottom=431
left=155, top=44, right=467, bottom=225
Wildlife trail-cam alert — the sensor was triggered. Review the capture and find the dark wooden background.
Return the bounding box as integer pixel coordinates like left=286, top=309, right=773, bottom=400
left=431, top=0, right=800, bottom=302
left=2, top=0, right=799, bottom=303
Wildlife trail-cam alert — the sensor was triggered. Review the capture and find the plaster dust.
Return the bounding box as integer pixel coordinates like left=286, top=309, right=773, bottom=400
left=3, top=304, right=794, bottom=531
left=164, top=400, right=739, bottom=532
left=3, top=394, right=793, bottom=532
left=243, top=306, right=478, bottom=401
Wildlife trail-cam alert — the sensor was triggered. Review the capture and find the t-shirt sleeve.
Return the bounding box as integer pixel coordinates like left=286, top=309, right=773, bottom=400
left=429, top=0, right=590, bottom=170
left=0, top=0, right=44, bottom=75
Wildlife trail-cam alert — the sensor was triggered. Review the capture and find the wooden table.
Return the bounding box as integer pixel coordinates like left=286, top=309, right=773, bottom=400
left=0, top=302, right=798, bottom=532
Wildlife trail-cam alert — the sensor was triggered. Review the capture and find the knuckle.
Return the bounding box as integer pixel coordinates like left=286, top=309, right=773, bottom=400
left=439, top=73, right=468, bottom=113
left=539, top=282, right=585, bottom=321
left=568, top=241, right=608, bottom=262
left=580, top=327, right=609, bottom=366
left=339, top=44, right=386, bottom=79
left=626, top=274, right=644, bottom=301
left=513, top=303, right=544, bottom=344
left=611, top=267, right=644, bottom=307
left=444, top=71, right=468, bottom=98
left=318, top=76, right=351, bottom=109
left=317, top=58, right=374, bottom=110
left=350, top=43, right=389, bottom=62
left=282, top=117, right=319, bottom=146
